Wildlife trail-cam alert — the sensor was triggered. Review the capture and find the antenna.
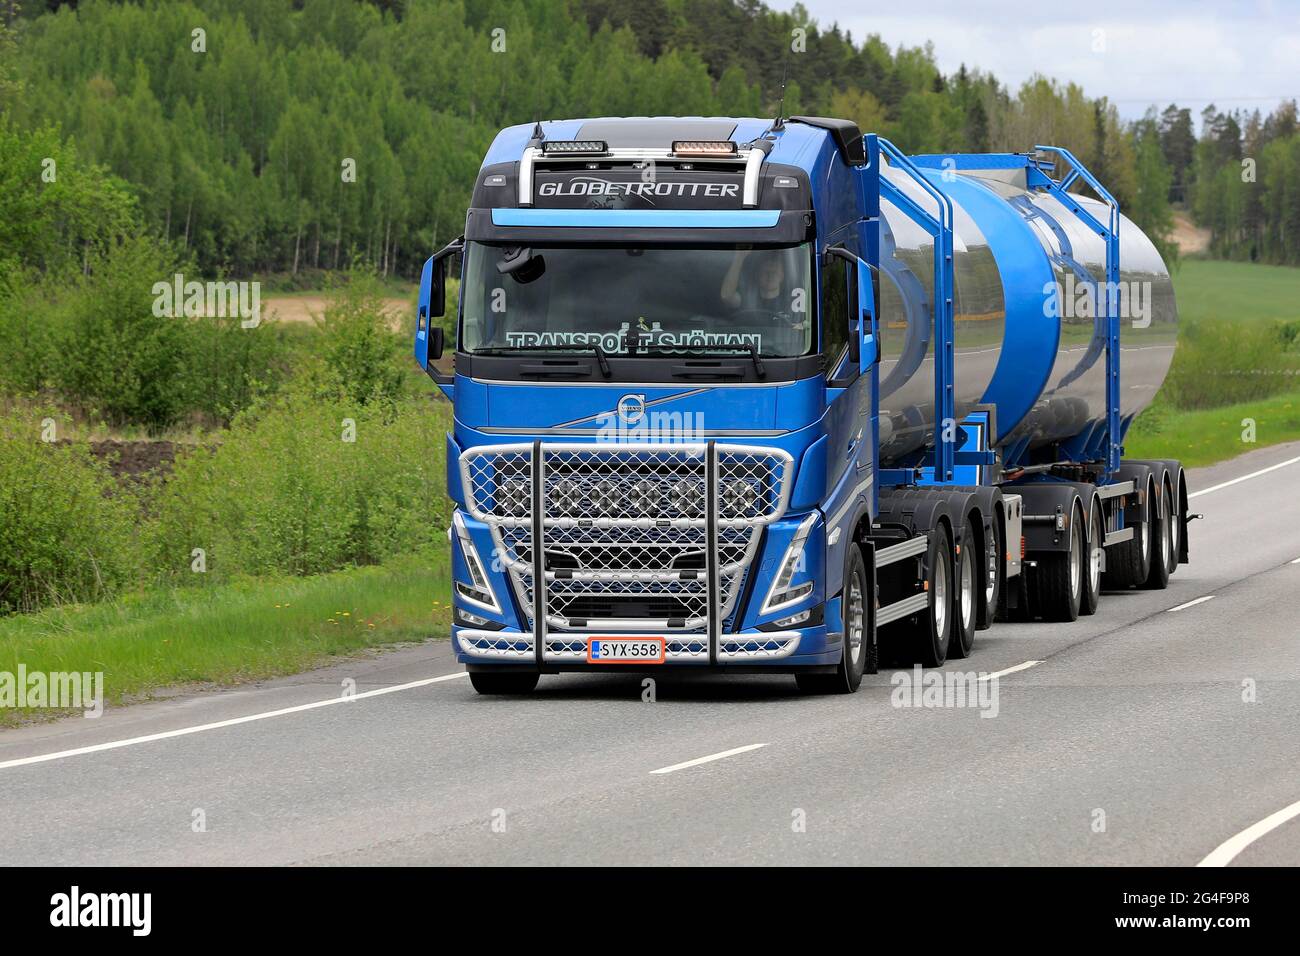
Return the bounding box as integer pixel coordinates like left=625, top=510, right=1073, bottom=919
left=773, top=60, right=788, bottom=131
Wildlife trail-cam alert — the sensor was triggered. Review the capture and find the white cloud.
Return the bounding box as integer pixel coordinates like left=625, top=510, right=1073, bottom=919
left=782, top=0, right=1299, bottom=124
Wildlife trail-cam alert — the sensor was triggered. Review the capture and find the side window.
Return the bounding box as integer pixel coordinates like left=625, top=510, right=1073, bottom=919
left=820, top=254, right=857, bottom=380
left=443, top=249, right=463, bottom=346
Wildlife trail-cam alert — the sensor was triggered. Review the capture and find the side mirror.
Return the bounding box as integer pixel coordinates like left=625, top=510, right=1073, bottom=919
left=414, top=237, right=462, bottom=372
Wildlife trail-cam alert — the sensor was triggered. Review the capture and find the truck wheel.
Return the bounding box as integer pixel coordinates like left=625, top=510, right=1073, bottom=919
left=1103, top=479, right=1153, bottom=589
left=1080, top=503, right=1104, bottom=616
left=950, top=518, right=978, bottom=658
left=1143, top=479, right=1174, bottom=590
left=914, top=524, right=953, bottom=667
left=1034, top=503, right=1083, bottom=622
left=977, top=512, right=1002, bottom=631
left=797, top=545, right=872, bottom=694
left=469, top=670, right=540, bottom=695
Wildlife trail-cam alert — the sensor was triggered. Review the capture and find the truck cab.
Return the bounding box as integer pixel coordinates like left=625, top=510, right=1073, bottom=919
left=416, top=116, right=883, bottom=693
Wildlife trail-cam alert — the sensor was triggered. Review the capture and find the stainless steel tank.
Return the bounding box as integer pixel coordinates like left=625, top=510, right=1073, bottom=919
left=875, top=159, right=1178, bottom=466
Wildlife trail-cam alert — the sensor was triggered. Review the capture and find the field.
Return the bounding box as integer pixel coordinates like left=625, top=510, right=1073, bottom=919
left=1126, top=258, right=1300, bottom=464
left=1169, top=258, right=1299, bottom=326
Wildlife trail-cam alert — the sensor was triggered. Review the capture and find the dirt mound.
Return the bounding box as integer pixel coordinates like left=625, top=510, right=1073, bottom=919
left=61, top=440, right=180, bottom=483
left=1172, top=211, right=1210, bottom=256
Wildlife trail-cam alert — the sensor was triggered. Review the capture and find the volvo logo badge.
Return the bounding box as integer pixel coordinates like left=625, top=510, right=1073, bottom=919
left=617, top=394, right=646, bottom=424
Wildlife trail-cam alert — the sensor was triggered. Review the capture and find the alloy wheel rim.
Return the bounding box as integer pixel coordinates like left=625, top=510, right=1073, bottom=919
left=933, top=548, right=948, bottom=637
left=985, top=534, right=998, bottom=607
left=1170, top=492, right=1181, bottom=559
left=848, top=574, right=865, bottom=662
left=1069, top=519, right=1082, bottom=599
left=1090, top=511, right=1103, bottom=596
left=960, top=541, right=974, bottom=630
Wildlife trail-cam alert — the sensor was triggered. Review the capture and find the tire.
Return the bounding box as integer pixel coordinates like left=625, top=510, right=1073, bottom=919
left=1143, top=478, right=1174, bottom=590
left=950, top=517, right=978, bottom=658
left=1034, top=503, right=1083, bottom=622
left=977, top=511, right=1002, bottom=631
left=797, top=544, right=873, bottom=694
left=469, top=670, right=540, bottom=695
left=1080, top=502, right=1104, bottom=616
left=1103, top=480, right=1153, bottom=589
left=914, top=524, right=954, bottom=667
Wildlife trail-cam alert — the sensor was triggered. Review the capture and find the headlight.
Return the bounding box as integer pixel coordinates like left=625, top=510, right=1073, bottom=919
left=497, top=478, right=529, bottom=517
left=552, top=479, right=582, bottom=514
left=453, top=512, right=502, bottom=613
left=722, top=479, right=759, bottom=517
left=669, top=478, right=703, bottom=517
left=760, top=513, right=817, bottom=614
left=628, top=479, right=660, bottom=515
left=591, top=479, right=621, bottom=515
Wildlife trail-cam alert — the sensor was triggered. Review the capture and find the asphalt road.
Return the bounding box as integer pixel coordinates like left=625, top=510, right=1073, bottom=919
left=2, top=442, right=1299, bottom=866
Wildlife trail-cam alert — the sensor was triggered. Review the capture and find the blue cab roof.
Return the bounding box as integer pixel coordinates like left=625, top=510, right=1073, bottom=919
left=481, top=117, right=837, bottom=176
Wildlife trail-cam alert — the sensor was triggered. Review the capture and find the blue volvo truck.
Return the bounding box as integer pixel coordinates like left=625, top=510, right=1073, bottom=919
left=413, top=115, right=1188, bottom=695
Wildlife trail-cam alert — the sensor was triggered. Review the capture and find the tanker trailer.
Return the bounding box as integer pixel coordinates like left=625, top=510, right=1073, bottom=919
left=867, top=142, right=1187, bottom=667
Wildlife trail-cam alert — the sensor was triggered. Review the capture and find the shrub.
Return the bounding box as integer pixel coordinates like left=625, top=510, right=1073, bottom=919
left=0, top=272, right=65, bottom=395
left=1161, top=319, right=1300, bottom=410
left=181, top=312, right=292, bottom=426
left=314, top=266, right=407, bottom=409
left=0, top=412, right=142, bottom=614
left=54, top=235, right=192, bottom=431
left=147, top=386, right=450, bottom=582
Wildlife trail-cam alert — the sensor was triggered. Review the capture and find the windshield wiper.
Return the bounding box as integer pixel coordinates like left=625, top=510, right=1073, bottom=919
left=633, top=342, right=766, bottom=379
left=475, top=344, right=611, bottom=378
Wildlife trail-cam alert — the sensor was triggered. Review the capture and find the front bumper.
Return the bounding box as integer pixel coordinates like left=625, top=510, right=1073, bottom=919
left=453, top=624, right=843, bottom=670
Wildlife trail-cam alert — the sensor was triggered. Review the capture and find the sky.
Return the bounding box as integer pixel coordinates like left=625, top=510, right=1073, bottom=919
left=780, top=0, right=1300, bottom=125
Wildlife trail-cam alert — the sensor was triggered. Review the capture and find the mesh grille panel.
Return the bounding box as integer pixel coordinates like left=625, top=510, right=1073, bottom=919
left=460, top=443, right=792, bottom=643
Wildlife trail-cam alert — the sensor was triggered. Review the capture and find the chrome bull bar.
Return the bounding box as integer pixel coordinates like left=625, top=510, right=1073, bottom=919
left=459, top=441, right=795, bottom=664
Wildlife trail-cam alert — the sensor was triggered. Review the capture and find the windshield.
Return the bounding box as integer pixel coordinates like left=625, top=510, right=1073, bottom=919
left=460, top=242, right=815, bottom=358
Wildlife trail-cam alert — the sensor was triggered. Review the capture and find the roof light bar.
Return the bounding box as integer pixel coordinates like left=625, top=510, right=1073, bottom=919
left=540, top=140, right=608, bottom=155
left=673, top=140, right=739, bottom=156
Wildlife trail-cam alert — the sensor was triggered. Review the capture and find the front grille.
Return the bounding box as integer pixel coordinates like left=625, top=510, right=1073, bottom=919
left=460, top=442, right=794, bottom=654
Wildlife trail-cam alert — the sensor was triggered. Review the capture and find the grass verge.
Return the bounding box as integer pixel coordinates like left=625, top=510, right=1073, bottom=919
left=0, top=553, right=450, bottom=726
left=1126, top=391, right=1300, bottom=468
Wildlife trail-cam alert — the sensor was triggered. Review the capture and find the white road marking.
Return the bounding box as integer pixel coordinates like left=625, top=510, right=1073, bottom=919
left=650, top=743, right=768, bottom=775
left=1168, top=595, right=1216, bottom=612
left=1189, top=454, right=1300, bottom=499
left=1291, top=557, right=1300, bottom=565
left=0, top=672, right=468, bottom=772
left=979, top=660, right=1043, bottom=681
left=1198, top=797, right=1300, bottom=867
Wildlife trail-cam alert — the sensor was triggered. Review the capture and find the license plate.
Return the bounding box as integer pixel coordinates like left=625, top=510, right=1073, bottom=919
left=587, top=637, right=666, bottom=664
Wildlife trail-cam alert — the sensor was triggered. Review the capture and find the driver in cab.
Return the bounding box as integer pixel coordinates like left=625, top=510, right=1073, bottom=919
left=720, top=248, right=808, bottom=353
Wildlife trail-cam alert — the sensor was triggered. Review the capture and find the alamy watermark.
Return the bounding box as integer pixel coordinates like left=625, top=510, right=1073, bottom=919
left=1044, top=274, right=1152, bottom=329
left=0, top=666, right=104, bottom=718
left=890, top=665, right=999, bottom=718
left=152, top=273, right=261, bottom=328
left=50, top=886, right=150, bottom=936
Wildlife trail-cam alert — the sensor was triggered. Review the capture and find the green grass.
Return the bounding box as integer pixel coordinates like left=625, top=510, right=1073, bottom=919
left=1125, top=259, right=1300, bottom=467
left=0, top=554, right=451, bottom=725
left=1172, top=259, right=1300, bottom=325
left=1126, top=391, right=1300, bottom=468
